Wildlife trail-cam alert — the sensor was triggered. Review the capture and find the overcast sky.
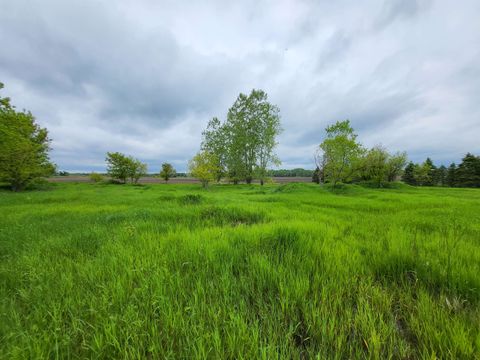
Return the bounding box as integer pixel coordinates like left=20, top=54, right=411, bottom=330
left=1, top=0, right=479, bottom=172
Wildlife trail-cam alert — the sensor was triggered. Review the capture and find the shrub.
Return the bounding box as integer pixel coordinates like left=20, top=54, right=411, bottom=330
left=90, top=172, right=103, bottom=183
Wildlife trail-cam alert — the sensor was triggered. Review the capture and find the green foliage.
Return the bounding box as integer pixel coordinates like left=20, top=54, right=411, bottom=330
left=0, top=82, right=55, bottom=191
left=402, top=162, right=416, bottom=185
left=357, top=146, right=407, bottom=187
left=386, top=151, right=408, bottom=182
left=201, top=89, right=282, bottom=185
left=446, top=163, right=457, bottom=187
left=318, top=120, right=363, bottom=187
left=201, top=117, right=227, bottom=182
left=188, top=151, right=220, bottom=188
left=105, top=152, right=147, bottom=184
left=456, top=153, right=480, bottom=187
left=404, top=154, right=479, bottom=188
left=433, top=165, right=447, bottom=186
left=89, top=172, right=103, bottom=183
left=127, top=158, right=147, bottom=184
left=413, top=160, right=434, bottom=186
left=0, top=183, right=479, bottom=358
left=268, top=168, right=314, bottom=177
left=159, top=163, right=176, bottom=182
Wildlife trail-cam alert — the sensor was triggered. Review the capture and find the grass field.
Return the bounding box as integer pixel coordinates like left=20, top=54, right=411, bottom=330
left=1, top=182, right=479, bottom=359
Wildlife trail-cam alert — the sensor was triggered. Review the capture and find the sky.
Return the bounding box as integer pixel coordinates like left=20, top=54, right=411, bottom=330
left=1, top=0, right=479, bottom=172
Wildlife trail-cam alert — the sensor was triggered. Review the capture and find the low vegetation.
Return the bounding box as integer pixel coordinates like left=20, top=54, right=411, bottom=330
left=1, top=182, right=479, bottom=358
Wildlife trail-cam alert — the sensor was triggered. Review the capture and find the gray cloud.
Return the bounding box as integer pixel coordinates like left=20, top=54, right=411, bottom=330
left=376, top=0, right=432, bottom=29
left=1, top=0, right=479, bottom=172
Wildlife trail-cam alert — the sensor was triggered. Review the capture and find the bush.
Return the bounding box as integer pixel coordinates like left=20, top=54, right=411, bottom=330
left=90, top=172, right=103, bottom=183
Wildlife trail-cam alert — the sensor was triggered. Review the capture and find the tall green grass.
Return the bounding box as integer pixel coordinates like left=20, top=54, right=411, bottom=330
left=0, top=183, right=479, bottom=358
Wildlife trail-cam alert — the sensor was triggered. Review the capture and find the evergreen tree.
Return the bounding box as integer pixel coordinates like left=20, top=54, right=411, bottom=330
left=434, top=165, right=447, bottom=186
left=446, top=163, right=457, bottom=187
left=423, top=158, right=436, bottom=186
left=402, top=162, right=416, bottom=185
left=456, top=153, right=480, bottom=187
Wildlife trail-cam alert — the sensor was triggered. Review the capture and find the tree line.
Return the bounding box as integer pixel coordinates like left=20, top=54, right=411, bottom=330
left=402, top=155, right=480, bottom=188
left=312, top=120, right=407, bottom=187
left=312, top=120, right=479, bottom=188
left=1, top=81, right=479, bottom=191
left=268, top=168, right=314, bottom=177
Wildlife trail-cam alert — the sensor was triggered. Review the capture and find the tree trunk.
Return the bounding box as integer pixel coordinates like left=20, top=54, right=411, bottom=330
left=246, top=177, right=252, bottom=184
left=260, top=179, right=264, bottom=186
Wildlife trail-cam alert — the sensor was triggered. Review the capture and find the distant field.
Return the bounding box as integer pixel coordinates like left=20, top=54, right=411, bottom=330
left=48, top=175, right=313, bottom=184
left=1, top=183, right=479, bottom=358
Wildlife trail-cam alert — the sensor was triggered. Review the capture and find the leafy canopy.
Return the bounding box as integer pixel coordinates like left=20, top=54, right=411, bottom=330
left=188, top=151, right=220, bottom=188
left=159, top=163, right=176, bottom=182
left=318, top=120, right=363, bottom=187
left=106, top=152, right=147, bottom=184
left=0, top=82, right=55, bottom=191
left=201, top=89, right=282, bottom=185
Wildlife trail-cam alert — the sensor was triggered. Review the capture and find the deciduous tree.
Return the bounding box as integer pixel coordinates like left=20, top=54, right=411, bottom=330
left=0, top=82, right=55, bottom=191
left=318, top=120, right=363, bottom=187
left=106, top=152, right=147, bottom=184
left=189, top=151, right=220, bottom=188
left=200, top=89, right=282, bottom=185
left=159, top=163, right=176, bottom=182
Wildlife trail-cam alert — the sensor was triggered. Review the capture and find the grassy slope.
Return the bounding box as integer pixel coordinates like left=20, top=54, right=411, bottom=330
left=0, top=183, right=479, bottom=359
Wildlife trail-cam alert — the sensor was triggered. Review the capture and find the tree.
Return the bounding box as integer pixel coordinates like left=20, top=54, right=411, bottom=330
left=414, top=161, right=432, bottom=186
left=189, top=151, right=220, bottom=188
left=106, top=152, right=147, bottom=184
left=433, top=165, right=447, bottom=186
left=456, top=153, right=480, bottom=187
left=201, top=117, right=227, bottom=182
left=355, top=147, right=405, bottom=187
left=318, top=120, right=363, bottom=187
left=358, top=145, right=389, bottom=187
left=0, top=82, right=55, bottom=191
left=90, top=172, right=103, bottom=183
left=446, top=163, right=457, bottom=187
left=159, top=163, right=176, bottom=182
left=126, top=157, right=147, bottom=184
left=386, top=152, right=407, bottom=182
left=106, top=152, right=130, bottom=183
left=402, top=162, right=416, bottom=185
left=219, top=89, right=281, bottom=184
left=423, top=158, right=436, bottom=186
left=312, top=166, right=320, bottom=184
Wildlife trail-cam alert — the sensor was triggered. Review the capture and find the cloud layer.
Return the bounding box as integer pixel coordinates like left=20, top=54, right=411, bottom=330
left=1, top=0, right=479, bottom=171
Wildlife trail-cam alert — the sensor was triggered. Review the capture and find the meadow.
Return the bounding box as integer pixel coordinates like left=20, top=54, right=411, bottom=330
left=0, top=182, right=479, bottom=359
